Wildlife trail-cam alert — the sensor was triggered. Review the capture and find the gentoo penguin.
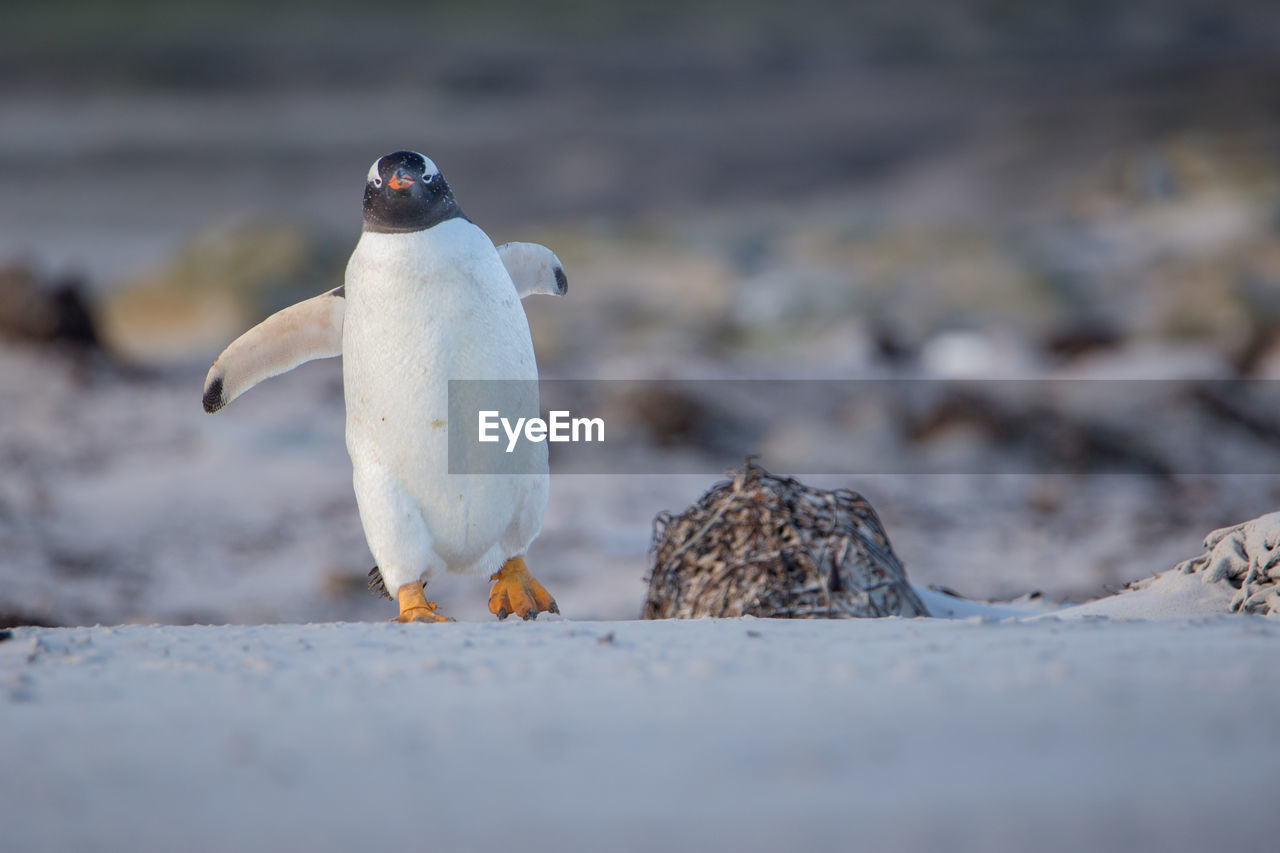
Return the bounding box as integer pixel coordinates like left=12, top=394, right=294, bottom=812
left=203, top=150, right=564, bottom=623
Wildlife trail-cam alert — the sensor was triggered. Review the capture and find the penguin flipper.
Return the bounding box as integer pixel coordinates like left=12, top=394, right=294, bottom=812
left=202, top=286, right=346, bottom=413
left=497, top=242, right=568, bottom=298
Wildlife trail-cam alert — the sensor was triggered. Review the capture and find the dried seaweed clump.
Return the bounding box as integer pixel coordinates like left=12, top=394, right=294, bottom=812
left=1173, top=513, right=1280, bottom=616
left=644, top=460, right=928, bottom=619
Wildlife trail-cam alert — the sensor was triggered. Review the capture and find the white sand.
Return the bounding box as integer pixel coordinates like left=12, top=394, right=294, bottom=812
left=4, top=613, right=1279, bottom=853
left=1032, top=569, right=1240, bottom=621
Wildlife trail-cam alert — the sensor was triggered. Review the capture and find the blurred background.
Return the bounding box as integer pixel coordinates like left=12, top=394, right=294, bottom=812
left=5, top=0, right=1280, bottom=626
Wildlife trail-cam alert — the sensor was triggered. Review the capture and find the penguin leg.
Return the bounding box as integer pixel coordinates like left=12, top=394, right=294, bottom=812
left=353, top=465, right=451, bottom=623
left=396, top=583, right=452, bottom=623
left=488, top=556, right=558, bottom=621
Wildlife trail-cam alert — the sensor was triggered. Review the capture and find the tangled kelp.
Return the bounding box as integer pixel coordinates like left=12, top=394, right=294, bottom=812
left=644, top=460, right=928, bottom=619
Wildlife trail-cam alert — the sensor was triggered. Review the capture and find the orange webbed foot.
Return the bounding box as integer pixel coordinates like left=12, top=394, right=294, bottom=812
left=395, top=583, right=453, bottom=623
left=488, top=556, right=558, bottom=621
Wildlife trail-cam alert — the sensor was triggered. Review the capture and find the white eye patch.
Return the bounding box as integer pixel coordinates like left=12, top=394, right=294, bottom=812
left=410, top=152, right=440, bottom=178
left=367, top=159, right=383, bottom=186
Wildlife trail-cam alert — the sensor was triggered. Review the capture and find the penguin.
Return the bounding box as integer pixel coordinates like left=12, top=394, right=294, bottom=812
left=203, top=150, right=563, bottom=623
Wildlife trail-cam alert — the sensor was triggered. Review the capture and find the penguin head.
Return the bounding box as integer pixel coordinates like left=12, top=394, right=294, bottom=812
left=362, top=150, right=465, bottom=233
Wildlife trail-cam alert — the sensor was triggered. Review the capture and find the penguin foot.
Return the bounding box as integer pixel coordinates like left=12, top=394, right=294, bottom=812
left=396, top=582, right=453, bottom=623
left=488, top=556, right=558, bottom=621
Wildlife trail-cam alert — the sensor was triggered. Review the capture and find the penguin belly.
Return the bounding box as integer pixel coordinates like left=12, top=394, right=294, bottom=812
left=342, top=219, right=548, bottom=595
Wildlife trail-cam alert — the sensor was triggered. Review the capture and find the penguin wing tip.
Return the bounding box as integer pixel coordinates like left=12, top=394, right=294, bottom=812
left=202, top=375, right=226, bottom=414
left=553, top=265, right=568, bottom=295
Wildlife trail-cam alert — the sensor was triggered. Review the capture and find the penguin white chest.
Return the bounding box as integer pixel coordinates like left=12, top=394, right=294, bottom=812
left=341, top=218, right=548, bottom=584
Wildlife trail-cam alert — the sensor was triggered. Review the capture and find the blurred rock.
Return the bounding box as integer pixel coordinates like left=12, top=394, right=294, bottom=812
left=0, top=264, right=101, bottom=351
left=1246, top=336, right=1280, bottom=379
left=615, top=384, right=711, bottom=447
left=1041, top=322, right=1123, bottom=361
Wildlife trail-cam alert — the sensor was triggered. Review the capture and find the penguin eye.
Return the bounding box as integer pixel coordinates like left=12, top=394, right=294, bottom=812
left=372, top=176, right=383, bottom=188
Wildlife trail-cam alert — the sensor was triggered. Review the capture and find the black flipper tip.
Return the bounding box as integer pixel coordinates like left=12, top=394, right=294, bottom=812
left=553, top=266, right=567, bottom=295
left=202, top=375, right=225, bottom=414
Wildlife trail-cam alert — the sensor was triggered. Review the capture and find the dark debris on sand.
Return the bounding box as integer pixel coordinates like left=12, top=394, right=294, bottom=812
left=645, top=460, right=928, bottom=619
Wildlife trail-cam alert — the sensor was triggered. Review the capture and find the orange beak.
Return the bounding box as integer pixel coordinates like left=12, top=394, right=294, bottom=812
left=388, top=170, right=416, bottom=191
